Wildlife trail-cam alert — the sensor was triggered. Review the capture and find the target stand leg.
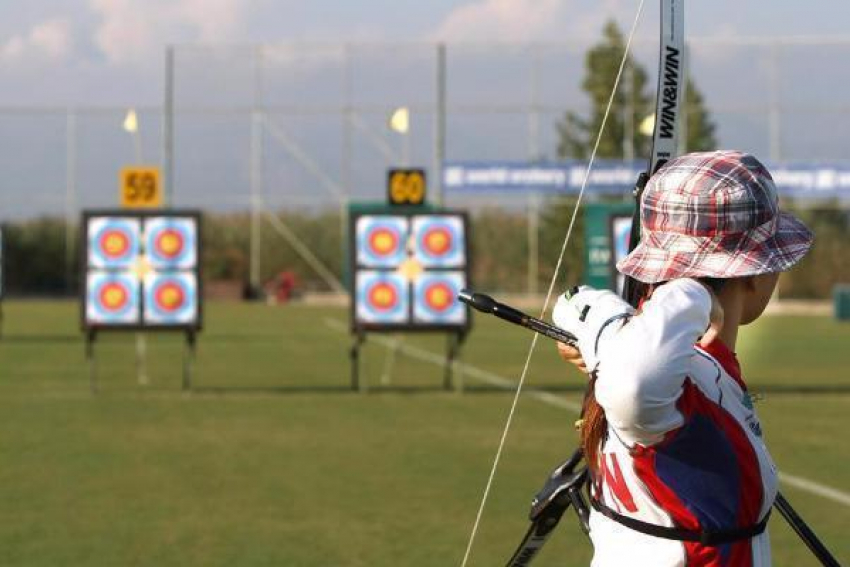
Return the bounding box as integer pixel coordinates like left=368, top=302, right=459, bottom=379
left=182, top=331, right=196, bottom=392
left=350, top=332, right=366, bottom=392
left=86, top=331, right=98, bottom=394
left=444, top=332, right=460, bottom=391
left=135, top=333, right=148, bottom=386
left=380, top=334, right=402, bottom=386
left=444, top=331, right=467, bottom=393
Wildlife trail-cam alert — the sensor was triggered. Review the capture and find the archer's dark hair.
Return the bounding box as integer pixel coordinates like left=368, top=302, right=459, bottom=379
left=698, top=277, right=726, bottom=295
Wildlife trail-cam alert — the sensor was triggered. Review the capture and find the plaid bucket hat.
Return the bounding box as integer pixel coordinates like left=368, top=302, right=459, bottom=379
left=617, top=150, right=813, bottom=283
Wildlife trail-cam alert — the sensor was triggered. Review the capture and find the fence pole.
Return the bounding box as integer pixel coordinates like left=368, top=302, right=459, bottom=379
left=249, top=45, right=265, bottom=296
left=163, top=46, right=174, bottom=206
left=768, top=43, right=782, bottom=161
left=528, top=193, right=539, bottom=297
left=527, top=47, right=541, bottom=297
left=65, top=108, right=77, bottom=293
left=434, top=43, right=447, bottom=206
left=342, top=43, right=352, bottom=255
left=528, top=44, right=541, bottom=161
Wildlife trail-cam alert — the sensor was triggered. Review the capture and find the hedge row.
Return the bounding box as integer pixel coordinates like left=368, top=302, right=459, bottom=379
left=1, top=204, right=847, bottom=299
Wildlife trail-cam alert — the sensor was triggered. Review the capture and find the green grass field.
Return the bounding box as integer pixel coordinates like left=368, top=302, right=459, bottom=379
left=0, top=300, right=848, bottom=566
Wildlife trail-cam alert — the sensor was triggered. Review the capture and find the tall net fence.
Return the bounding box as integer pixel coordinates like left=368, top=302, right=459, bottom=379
left=2, top=39, right=850, bottom=296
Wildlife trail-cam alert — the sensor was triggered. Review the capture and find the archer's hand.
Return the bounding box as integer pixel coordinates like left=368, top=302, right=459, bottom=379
left=551, top=286, right=635, bottom=373
left=556, top=341, right=589, bottom=375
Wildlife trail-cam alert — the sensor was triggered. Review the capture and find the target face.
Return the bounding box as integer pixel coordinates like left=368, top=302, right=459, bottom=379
left=88, top=217, right=141, bottom=269
left=355, top=271, right=409, bottom=325
left=356, top=216, right=409, bottom=268
left=143, top=272, right=198, bottom=325
left=411, top=215, right=465, bottom=268
left=413, top=272, right=466, bottom=325
left=611, top=216, right=633, bottom=297
left=612, top=216, right=633, bottom=264
left=144, top=217, right=197, bottom=270
left=349, top=209, right=469, bottom=332
left=85, top=271, right=140, bottom=325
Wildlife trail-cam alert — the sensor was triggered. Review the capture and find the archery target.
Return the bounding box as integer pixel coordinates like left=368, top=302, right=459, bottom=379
left=144, top=217, right=197, bottom=270
left=356, top=216, right=409, bottom=268
left=143, top=272, right=198, bottom=325
left=355, top=271, right=409, bottom=325
left=413, top=272, right=466, bottom=325
left=411, top=215, right=465, bottom=268
left=85, top=271, right=140, bottom=325
left=88, top=217, right=141, bottom=269
left=612, top=216, right=633, bottom=264
left=612, top=216, right=633, bottom=296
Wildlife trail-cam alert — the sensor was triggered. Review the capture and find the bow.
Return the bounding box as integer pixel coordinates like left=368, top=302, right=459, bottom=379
left=623, top=0, right=685, bottom=307
left=458, top=2, right=686, bottom=566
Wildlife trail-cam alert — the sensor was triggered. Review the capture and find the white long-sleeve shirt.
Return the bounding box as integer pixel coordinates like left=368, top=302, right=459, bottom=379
left=588, top=279, right=777, bottom=567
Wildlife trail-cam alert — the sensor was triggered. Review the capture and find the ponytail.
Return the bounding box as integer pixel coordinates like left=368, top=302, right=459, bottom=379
left=580, top=377, right=606, bottom=473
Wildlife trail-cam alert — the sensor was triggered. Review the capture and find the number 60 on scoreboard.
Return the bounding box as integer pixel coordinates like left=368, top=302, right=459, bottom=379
left=387, top=168, right=426, bottom=206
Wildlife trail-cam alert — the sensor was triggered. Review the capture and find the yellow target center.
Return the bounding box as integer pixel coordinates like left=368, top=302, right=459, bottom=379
left=373, top=287, right=393, bottom=307
left=159, top=233, right=180, bottom=255
left=104, top=234, right=126, bottom=255
left=426, top=231, right=448, bottom=253
left=161, top=287, right=180, bottom=307
left=372, top=232, right=394, bottom=254
left=431, top=287, right=448, bottom=306
left=103, top=287, right=125, bottom=307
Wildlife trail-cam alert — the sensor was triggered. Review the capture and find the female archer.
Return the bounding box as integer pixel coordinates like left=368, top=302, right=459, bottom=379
left=553, top=150, right=813, bottom=566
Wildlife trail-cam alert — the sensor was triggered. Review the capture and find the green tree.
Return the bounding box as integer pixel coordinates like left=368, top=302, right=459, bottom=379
left=556, top=20, right=717, bottom=159
left=542, top=22, right=719, bottom=291
left=683, top=77, right=717, bottom=152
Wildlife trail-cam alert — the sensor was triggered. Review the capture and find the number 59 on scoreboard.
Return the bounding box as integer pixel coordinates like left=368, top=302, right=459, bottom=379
left=120, top=166, right=162, bottom=208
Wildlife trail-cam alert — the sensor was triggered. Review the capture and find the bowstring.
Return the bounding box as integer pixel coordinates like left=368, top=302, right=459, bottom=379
left=458, top=2, right=648, bottom=565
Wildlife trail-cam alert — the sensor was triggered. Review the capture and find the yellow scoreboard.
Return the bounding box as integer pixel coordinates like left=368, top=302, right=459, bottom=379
left=387, top=168, right=426, bottom=206
left=120, top=166, right=162, bottom=208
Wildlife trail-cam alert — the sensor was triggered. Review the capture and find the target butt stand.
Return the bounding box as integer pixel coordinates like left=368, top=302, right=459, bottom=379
left=81, top=209, right=203, bottom=393
left=349, top=326, right=469, bottom=392
left=348, top=203, right=472, bottom=392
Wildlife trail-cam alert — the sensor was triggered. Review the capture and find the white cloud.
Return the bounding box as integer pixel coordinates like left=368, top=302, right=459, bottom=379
left=1, top=19, right=72, bottom=63
left=89, top=0, right=249, bottom=64
left=431, top=0, right=564, bottom=42
left=429, top=0, right=638, bottom=42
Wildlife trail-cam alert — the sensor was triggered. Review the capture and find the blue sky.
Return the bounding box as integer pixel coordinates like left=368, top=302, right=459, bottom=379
left=3, top=0, right=850, bottom=105
left=3, top=0, right=850, bottom=218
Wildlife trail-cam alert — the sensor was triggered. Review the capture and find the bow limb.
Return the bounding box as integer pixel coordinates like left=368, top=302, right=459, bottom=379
left=623, top=0, right=686, bottom=307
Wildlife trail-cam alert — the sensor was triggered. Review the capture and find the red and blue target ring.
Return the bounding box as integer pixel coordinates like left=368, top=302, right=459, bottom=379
left=145, top=219, right=195, bottom=268
left=413, top=217, right=463, bottom=265
left=94, top=227, right=134, bottom=263
left=421, top=226, right=453, bottom=257
left=356, top=216, right=408, bottom=268
left=368, top=281, right=399, bottom=312
left=367, top=227, right=400, bottom=258
left=153, top=280, right=186, bottom=312
left=154, top=229, right=185, bottom=260
left=423, top=281, right=453, bottom=313
left=92, top=278, right=135, bottom=318
left=144, top=274, right=196, bottom=323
